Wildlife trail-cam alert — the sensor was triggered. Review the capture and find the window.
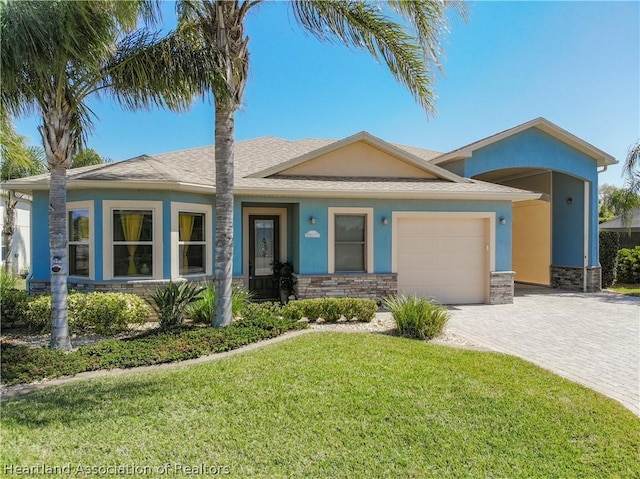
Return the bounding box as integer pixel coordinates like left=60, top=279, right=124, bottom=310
left=112, top=209, right=154, bottom=277
left=171, top=202, right=212, bottom=278
left=67, top=201, right=93, bottom=278
left=178, top=212, right=206, bottom=275
left=328, top=207, right=374, bottom=274
left=103, top=201, right=162, bottom=280
left=68, top=209, right=90, bottom=276
left=335, top=215, right=366, bottom=272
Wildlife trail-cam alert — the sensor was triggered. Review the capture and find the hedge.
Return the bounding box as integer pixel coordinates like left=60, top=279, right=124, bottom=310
left=616, top=247, right=640, bottom=284
left=599, top=230, right=620, bottom=287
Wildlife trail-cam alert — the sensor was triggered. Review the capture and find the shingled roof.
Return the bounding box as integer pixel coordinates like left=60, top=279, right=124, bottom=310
left=3, top=134, right=539, bottom=201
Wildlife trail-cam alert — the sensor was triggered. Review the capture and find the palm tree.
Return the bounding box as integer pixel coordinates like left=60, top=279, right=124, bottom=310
left=1, top=108, right=47, bottom=275
left=621, top=140, right=640, bottom=227
left=1, top=0, right=197, bottom=349
left=175, top=0, right=466, bottom=327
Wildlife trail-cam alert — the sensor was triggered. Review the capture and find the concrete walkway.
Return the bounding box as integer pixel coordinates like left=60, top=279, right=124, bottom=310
left=446, top=286, right=640, bottom=415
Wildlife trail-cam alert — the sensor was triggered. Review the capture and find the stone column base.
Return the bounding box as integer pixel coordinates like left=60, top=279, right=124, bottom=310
left=490, top=271, right=515, bottom=304
left=550, top=265, right=601, bottom=292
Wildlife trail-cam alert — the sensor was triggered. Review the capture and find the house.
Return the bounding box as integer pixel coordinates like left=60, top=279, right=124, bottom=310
left=1, top=190, right=32, bottom=275
left=599, top=208, right=640, bottom=249
left=3, top=117, right=615, bottom=304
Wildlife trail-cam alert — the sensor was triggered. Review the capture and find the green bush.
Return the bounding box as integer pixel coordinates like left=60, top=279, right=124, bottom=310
left=616, top=247, right=640, bottom=284
left=0, top=288, right=28, bottom=327
left=25, top=292, right=150, bottom=334
left=383, top=295, right=450, bottom=340
left=1, top=269, right=18, bottom=292
left=286, top=297, right=377, bottom=323
left=599, top=230, right=620, bottom=287
left=1, top=312, right=307, bottom=386
left=188, top=283, right=254, bottom=324
left=150, top=281, right=205, bottom=330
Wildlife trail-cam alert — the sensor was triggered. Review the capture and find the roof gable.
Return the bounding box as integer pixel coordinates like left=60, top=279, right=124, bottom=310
left=431, top=118, right=616, bottom=167
left=249, top=131, right=468, bottom=183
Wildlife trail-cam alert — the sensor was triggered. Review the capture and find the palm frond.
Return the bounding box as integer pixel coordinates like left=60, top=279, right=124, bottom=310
left=289, top=0, right=465, bottom=114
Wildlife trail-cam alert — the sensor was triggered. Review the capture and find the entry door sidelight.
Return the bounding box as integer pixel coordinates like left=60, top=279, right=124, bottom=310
left=249, top=215, right=280, bottom=299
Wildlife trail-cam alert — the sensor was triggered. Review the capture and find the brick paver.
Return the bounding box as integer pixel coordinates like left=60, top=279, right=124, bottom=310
left=446, top=286, right=640, bottom=415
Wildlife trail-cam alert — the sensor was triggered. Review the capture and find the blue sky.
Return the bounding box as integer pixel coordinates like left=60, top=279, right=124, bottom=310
left=13, top=0, right=639, bottom=187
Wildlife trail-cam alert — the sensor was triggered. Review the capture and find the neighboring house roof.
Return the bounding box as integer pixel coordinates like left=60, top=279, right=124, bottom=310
left=599, top=209, right=640, bottom=231
left=430, top=117, right=617, bottom=167
left=2, top=131, right=542, bottom=201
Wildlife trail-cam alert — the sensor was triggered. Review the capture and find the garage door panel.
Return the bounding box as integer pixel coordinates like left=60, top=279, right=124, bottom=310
left=396, top=217, right=488, bottom=304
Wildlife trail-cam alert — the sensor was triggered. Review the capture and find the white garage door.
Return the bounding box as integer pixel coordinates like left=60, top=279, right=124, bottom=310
left=396, top=216, right=488, bottom=304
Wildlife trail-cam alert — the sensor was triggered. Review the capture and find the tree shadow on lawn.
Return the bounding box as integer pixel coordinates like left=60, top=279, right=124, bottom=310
left=2, top=375, right=172, bottom=429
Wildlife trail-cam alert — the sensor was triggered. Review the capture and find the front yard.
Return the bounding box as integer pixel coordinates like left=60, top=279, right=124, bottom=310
left=2, top=333, right=638, bottom=478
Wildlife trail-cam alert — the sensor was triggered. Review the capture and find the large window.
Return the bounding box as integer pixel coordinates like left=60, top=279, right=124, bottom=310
left=178, top=212, right=206, bottom=275
left=328, top=207, right=374, bottom=274
left=67, top=201, right=93, bottom=278
left=112, top=209, right=154, bottom=277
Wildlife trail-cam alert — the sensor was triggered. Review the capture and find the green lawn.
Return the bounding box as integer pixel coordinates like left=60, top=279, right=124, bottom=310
left=2, top=333, right=639, bottom=478
left=609, top=283, right=640, bottom=296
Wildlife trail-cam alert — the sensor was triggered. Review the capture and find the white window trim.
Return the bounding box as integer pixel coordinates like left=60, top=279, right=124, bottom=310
left=391, top=211, right=496, bottom=273
left=242, top=207, right=288, bottom=288
left=328, top=207, right=374, bottom=274
left=170, top=202, right=213, bottom=279
left=67, top=200, right=95, bottom=280
left=102, top=200, right=163, bottom=281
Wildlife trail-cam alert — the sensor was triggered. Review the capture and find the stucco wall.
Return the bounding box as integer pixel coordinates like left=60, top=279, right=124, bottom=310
left=450, top=128, right=599, bottom=267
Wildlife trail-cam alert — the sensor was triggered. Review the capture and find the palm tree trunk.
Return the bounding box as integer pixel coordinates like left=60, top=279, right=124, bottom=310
left=2, top=190, right=17, bottom=274
left=213, top=103, right=235, bottom=327
left=40, top=101, right=74, bottom=350
left=48, top=164, right=71, bottom=350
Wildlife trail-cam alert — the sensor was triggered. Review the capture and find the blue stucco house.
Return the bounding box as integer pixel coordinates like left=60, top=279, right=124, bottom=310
left=4, top=118, right=615, bottom=304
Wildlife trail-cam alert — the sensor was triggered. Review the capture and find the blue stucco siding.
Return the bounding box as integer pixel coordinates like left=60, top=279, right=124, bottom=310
left=458, top=128, right=599, bottom=267
left=31, top=189, right=217, bottom=282
left=296, top=198, right=512, bottom=274
left=462, top=128, right=598, bottom=182
left=31, top=190, right=512, bottom=283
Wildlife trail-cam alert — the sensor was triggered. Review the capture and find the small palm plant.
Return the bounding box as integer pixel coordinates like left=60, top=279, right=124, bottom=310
left=188, top=283, right=254, bottom=325
left=382, top=294, right=450, bottom=340
left=149, top=281, right=205, bottom=330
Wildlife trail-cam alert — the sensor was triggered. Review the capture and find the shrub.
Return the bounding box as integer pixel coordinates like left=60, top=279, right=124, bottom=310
left=1, top=312, right=307, bottom=386
left=150, top=281, right=205, bottom=330
left=286, top=297, right=377, bottom=323
left=188, top=283, right=254, bottom=324
left=25, top=292, right=150, bottom=334
left=1, top=269, right=18, bottom=292
left=616, top=247, right=640, bottom=284
left=0, top=288, right=28, bottom=327
left=383, top=295, right=450, bottom=340
left=599, top=230, right=620, bottom=287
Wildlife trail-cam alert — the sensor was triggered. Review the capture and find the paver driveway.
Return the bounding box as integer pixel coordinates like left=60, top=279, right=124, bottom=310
left=446, top=286, right=640, bottom=415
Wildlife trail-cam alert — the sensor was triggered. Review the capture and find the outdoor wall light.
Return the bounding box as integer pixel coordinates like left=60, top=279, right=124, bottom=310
left=499, top=217, right=506, bottom=225
left=309, top=216, right=316, bottom=225
left=381, top=216, right=389, bottom=225
left=566, top=197, right=573, bottom=205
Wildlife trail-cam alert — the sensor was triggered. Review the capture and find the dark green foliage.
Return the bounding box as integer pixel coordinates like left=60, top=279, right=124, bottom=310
left=383, top=295, right=450, bottom=340
left=149, top=281, right=205, bottom=330
left=285, top=298, right=378, bottom=323
left=599, top=230, right=620, bottom=287
left=0, top=288, right=28, bottom=327
left=24, top=292, right=150, bottom=334
left=272, top=261, right=296, bottom=303
left=1, top=309, right=307, bottom=386
left=616, top=247, right=640, bottom=284
left=188, top=283, right=254, bottom=324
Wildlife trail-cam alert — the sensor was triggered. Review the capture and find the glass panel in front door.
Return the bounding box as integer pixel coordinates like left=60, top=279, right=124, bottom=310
left=254, top=219, right=274, bottom=276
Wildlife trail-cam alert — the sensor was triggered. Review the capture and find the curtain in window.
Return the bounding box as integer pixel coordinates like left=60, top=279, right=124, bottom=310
left=79, top=216, right=89, bottom=240
left=179, top=213, right=195, bottom=269
left=121, top=213, right=143, bottom=275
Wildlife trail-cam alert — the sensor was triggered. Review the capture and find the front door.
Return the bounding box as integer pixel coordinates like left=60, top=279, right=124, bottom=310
left=249, top=215, right=280, bottom=300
